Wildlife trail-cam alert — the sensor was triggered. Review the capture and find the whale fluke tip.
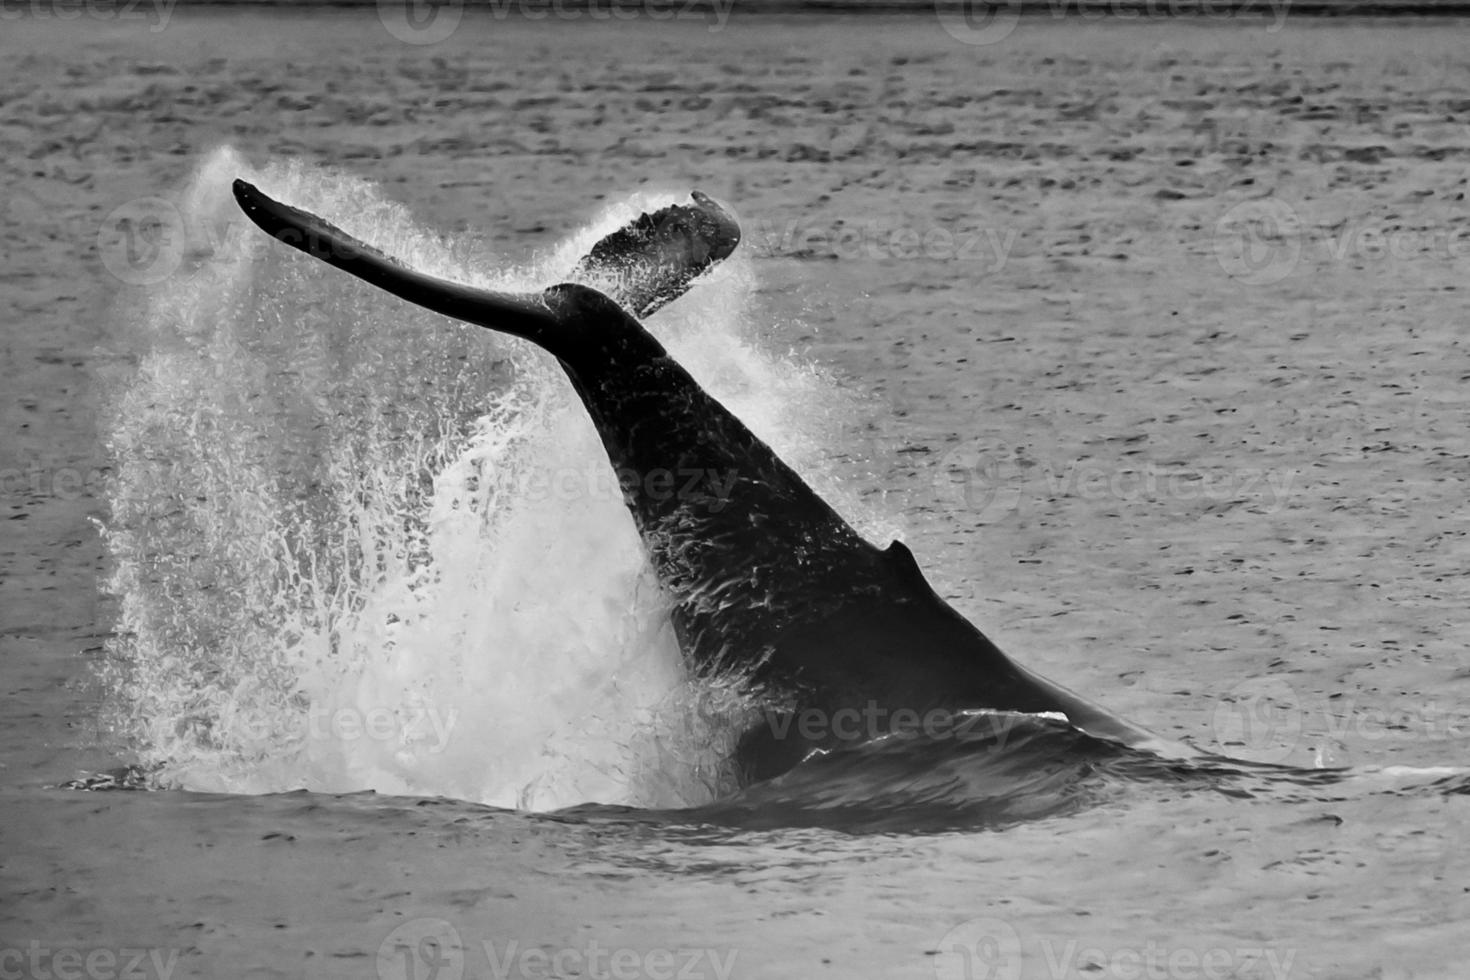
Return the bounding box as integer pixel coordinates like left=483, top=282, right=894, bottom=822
left=232, top=179, right=266, bottom=219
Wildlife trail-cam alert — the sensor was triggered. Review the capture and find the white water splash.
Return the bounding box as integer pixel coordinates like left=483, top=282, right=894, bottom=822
left=98, top=146, right=887, bottom=811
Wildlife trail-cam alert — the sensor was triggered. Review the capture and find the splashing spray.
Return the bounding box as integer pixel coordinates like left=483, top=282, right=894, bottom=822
left=97, top=146, right=886, bottom=811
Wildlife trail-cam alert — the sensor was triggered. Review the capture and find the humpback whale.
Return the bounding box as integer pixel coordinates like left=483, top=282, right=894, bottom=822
left=232, top=179, right=1185, bottom=785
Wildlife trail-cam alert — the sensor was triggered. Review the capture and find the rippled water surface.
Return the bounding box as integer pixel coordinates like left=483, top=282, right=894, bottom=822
left=3, top=11, right=1470, bottom=979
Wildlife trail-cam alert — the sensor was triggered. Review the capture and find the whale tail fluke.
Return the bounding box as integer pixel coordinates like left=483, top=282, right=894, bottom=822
left=231, top=179, right=740, bottom=345
left=570, top=190, right=740, bottom=318
left=231, top=178, right=567, bottom=349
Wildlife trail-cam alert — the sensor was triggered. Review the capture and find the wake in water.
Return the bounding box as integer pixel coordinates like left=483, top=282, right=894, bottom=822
left=96, top=146, right=886, bottom=812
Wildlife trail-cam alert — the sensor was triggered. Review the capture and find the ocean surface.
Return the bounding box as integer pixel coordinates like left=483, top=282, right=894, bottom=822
left=3, top=10, right=1470, bottom=979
